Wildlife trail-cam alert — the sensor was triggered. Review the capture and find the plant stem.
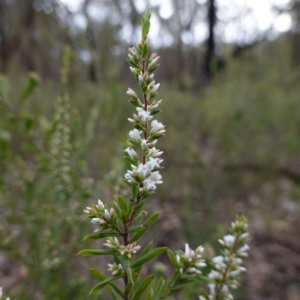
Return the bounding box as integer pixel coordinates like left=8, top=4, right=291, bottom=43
left=123, top=42, right=148, bottom=300
left=215, top=234, right=241, bottom=300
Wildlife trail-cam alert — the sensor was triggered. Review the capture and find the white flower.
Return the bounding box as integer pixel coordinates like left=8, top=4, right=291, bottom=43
left=143, top=178, right=157, bottom=191
left=129, top=129, right=142, bottom=141
left=240, top=232, right=249, bottom=239
left=137, top=163, right=150, bottom=178
left=97, top=199, right=104, bottom=209
left=152, top=83, right=160, bottom=92
left=149, top=171, right=162, bottom=182
left=148, top=56, right=159, bottom=68
left=0, top=287, right=2, bottom=298
left=184, top=243, right=191, bottom=258
left=148, top=147, right=163, bottom=157
left=141, top=139, right=148, bottom=150
left=212, top=256, right=226, bottom=269
left=151, top=120, right=165, bottom=134
left=146, top=157, right=160, bottom=170
left=208, top=283, right=216, bottom=295
left=209, top=270, right=221, bottom=280
left=91, top=218, right=100, bottom=224
left=126, top=88, right=137, bottom=98
left=104, top=209, right=110, bottom=220
left=238, top=244, right=250, bottom=254
left=124, top=147, right=138, bottom=160
left=136, top=107, right=152, bottom=122
left=223, top=234, right=236, bottom=247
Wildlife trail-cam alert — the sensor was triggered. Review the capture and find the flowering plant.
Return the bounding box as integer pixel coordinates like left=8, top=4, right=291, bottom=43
left=79, top=9, right=249, bottom=300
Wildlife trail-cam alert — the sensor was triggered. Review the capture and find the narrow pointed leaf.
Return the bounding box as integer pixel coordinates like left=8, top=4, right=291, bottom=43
left=132, top=274, right=154, bottom=300
left=83, top=232, right=119, bottom=241
left=167, top=249, right=178, bottom=267
left=89, top=268, right=124, bottom=297
left=89, top=274, right=123, bottom=295
left=153, top=277, right=166, bottom=299
left=130, top=247, right=166, bottom=269
left=77, top=249, right=118, bottom=256
left=130, top=213, right=159, bottom=243
left=134, top=241, right=153, bottom=276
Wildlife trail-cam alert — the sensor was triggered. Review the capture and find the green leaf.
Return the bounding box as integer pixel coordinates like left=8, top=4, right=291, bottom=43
left=82, top=232, right=119, bottom=241
left=132, top=274, right=154, bottom=300
left=146, top=289, right=154, bottom=300
left=89, top=269, right=124, bottom=298
left=140, top=191, right=155, bottom=200
left=125, top=263, right=134, bottom=285
left=177, top=274, right=196, bottom=284
left=142, top=45, right=149, bottom=60
left=130, top=247, right=167, bottom=269
left=21, top=72, right=40, bottom=101
left=116, top=217, right=125, bottom=232
left=89, top=274, right=123, bottom=295
left=128, top=225, right=143, bottom=233
left=123, top=179, right=132, bottom=187
left=77, top=249, right=118, bottom=256
left=130, top=213, right=159, bottom=243
left=144, top=8, right=151, bottom=21
left=132, top=211, right=144, bottom=225
left=169, top=270, right=181, bottom=287
left=132, top=182, right=138, bottom=201
left=134, top=199, right=146, bottom=214
left=117, top=196, right=128, bottom=213
left=153, top=277, right=166, bottom=299
left=133, top=241, right=153, bottom=277
left=167, top=249, right=178, bottom=267
left=142, top=20, right=150, bottom=40
left=124, top=282, right=133, bottom=296
left=199, top=289, right=209, bottom=299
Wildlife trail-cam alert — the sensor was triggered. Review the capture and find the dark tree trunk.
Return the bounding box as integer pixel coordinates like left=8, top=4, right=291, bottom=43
left=83, top=0, right=97, bottom=82
left=292, top=0, right=300, bottom=67
left=204, top=0, right=216, bottom=82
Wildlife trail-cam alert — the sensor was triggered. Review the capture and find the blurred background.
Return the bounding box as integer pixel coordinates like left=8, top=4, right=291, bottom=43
left=0, top=0, right=300, bottom=299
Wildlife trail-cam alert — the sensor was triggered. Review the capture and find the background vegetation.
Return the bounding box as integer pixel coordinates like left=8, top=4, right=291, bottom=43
left=1, top=0, right=300, bottom=299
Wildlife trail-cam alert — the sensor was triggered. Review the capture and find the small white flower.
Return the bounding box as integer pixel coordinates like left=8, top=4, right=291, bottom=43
left=129, top=129, right=142, bottom=141
left=148, top=56, right=159, bottom=68
left=97, top=199, right=104, bottom=209
left=136, top=107, right=152, bottom=122
left=212, top=256, right=225, bottom=269
left=104, top=209, right=110, bottom=220
left=138, top=75, right=144, bottom=85
left=0, top=287, right=3, bottom=298
left=238, top=244, right=250, bottom=254
left=91, top=218, right=100, bottom=224
left=127, top=88, right=137, bottom=98
left=141, top=139, right=148, bottom=150
left=152, top=83, right=160, bottom=92
left=146, top=157, right=160, bottom=170
left=188, top=267, right=196, bottom=273
left=223, top=234, right=236, bottom=247
left=148, top=147, right=163, bottom=157
left=208, top=283, right=216, bottom=295
left=149, top=171, right=162, bottom=182
left=240, top=232, right=248, bottom=239
left=151, top=120, right=165, bottom=134
left=185, top=243, right=190, bottom=258
left=110, top=208, right=115, bottom=216
left=124, top=147, right=137, bottom=160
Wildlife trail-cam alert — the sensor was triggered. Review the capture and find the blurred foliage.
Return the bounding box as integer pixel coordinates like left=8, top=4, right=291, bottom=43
left=0, top=19, right=300, bottom=299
